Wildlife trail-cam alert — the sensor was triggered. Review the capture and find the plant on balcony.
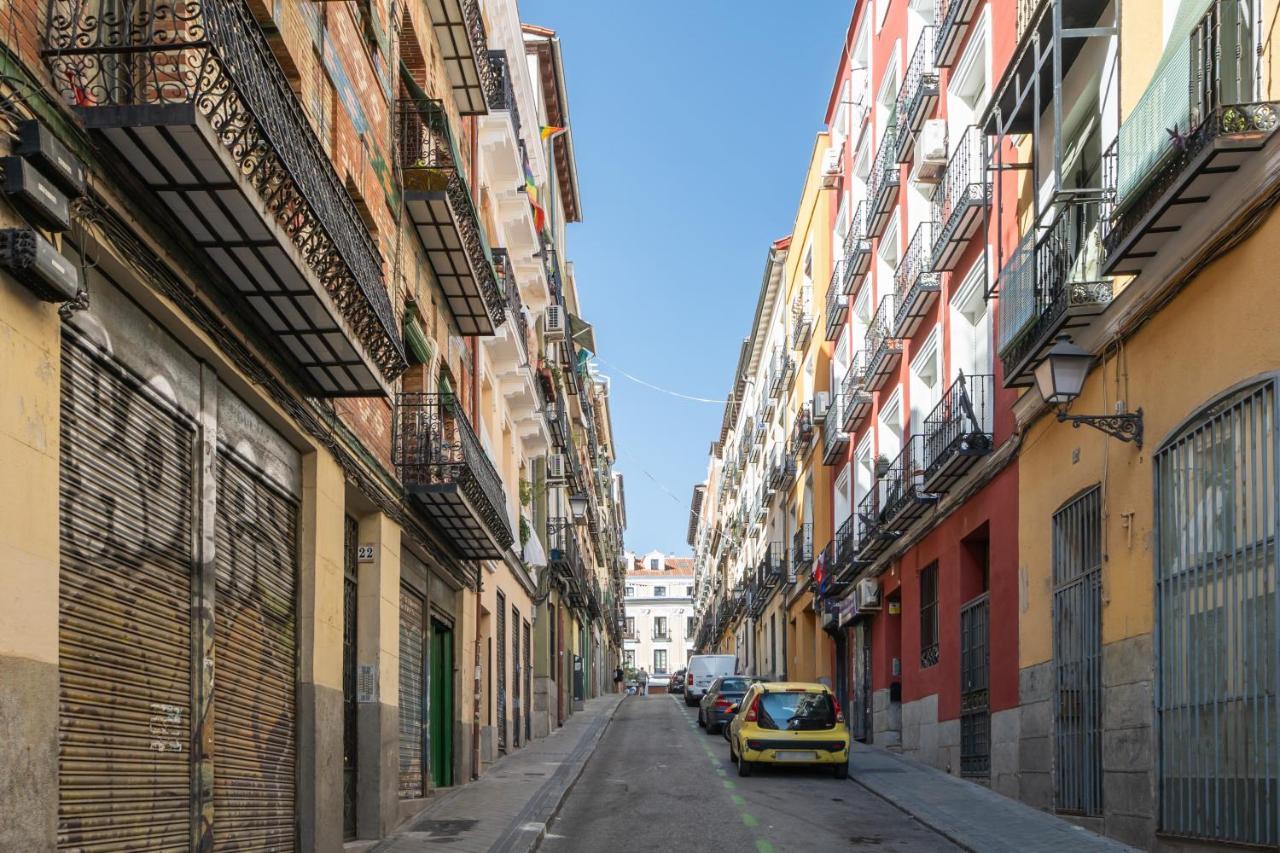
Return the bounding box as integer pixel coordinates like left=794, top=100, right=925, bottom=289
left=875, top=454, right=891, bottom=478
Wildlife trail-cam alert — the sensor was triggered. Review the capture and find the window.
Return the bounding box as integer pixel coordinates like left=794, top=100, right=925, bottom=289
left=650, top=558, right=660, bottom=570
left=920, top=562, right=939, bottom=668
left=625, top=617, right=635, bottom=638
left=654, top=586, right=666, bottom=597
left=653, top=616, right=668, bottom=639
left=909, top=326, right=942, bottom=431
left=625, top=585, right=634, bottom=597
left=686, top=616, right=695, bottom=636
left=685, top=585, right=693, bottom=596
left=653, top=650, right=668, bottom=674
left=757, top=692, right=838, bottom=731
left=623, top=650, right=634, bottom=668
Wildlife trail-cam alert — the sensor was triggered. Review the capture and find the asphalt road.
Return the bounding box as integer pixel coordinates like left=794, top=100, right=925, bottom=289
left=540, top=692, right=959, bottom=853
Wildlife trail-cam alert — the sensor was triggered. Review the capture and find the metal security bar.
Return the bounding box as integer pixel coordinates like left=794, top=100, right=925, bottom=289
left=960, top=594, right=990, bottom=776
left=1053, top=486, right=1103, bottom=816
left=826, top=259, right=849, bottom=340
left=1155, top=380, right=1278, bottom=846
left=792, top=523, right=813, bottom=581
left=843, top=202, right=873, bottom=295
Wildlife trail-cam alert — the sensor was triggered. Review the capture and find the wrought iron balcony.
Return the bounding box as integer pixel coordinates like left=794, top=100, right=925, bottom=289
left=547, top=517, right=586, bottom=599
left=429, top=0, right=500, bottom=115
left=842, top=201, right=873, bottom=296
left=882, top=436, right=939, bottom=529
left=936, top=0, right=982, bottom=67
left=997, top=199, right=1113, bottom=387
left=43, top=0, right=406, bottom=395
left=789, top=402, right=816, bottom=460
left=756, top=542, right=787, bottom=591
left=1104, top=2, right=1280, bottom=279
left=842, top=353, right=873, bottom=433
left=822, top=393, right=848, bottom=465
left=825, top=260, right=848, bottom=341
left=932, top=126, right=991, bottom=271
left=751, top=420, right=767, bottom=461
left=486, top=50, right=522, bottom=130
left=493, top=249, right=529, bottom=360
left=867, top=117, right=901, bottom=238
left=394, top=393, right=513, bottom=559
left=791, top=290, right=813, bottom=351
left=770, top=347, right=796, bottom=398
left=652, top=629, right=672, bottom=642
left=922, top=373, right=994, bottom=493
left=768, top=448, right=797, bottom=491
left=856, top=486, right=891, bottom=560
left=792, top=523, right=813, bottom=578
left=864, top=296, right=903, bottom=392
left=398, top=98, right=504, bottom=335
left=896, top=28, right=940, bottom=163
left=894, top=222, right=942, bottom=338
left=832, top=514, right=861, bottom=582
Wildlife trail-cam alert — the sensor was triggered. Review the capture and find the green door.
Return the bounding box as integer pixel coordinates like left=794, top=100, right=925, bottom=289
left=430, top=621, right=454, bottom=788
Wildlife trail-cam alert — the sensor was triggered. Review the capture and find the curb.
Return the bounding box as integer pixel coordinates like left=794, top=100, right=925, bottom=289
left=845, top=773, right=983, bottom=853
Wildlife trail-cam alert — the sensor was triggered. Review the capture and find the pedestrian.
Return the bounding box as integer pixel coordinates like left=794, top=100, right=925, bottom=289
left=638, top=667, right=649, bottom=696
left=613, top=665, right=625, bottom=694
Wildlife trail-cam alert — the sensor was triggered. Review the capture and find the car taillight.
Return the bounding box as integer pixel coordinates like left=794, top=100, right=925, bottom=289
left=687, top=673, right=693, bottom=686
left=833, top=697, right=845, bottom=724
left=744, top=695, right=760, bottom=723
left=714, top=698, right=731, bottom=708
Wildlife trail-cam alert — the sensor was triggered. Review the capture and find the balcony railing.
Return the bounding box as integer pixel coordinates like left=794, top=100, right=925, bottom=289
left=486, top=50, right=521, bottom=132
left=932, top=126, right=990, bottom=271
left=769, top=448, right=797, bottom=491
left=792, top=523, right=813, bottom=580
left=881, top=436, right=939, bottom=528
left=757, top=542, right=787, bottom=590
left=789, top=402, right=816, bottom=460
left=1105, top=1, right=1278, bottom=277
left=771, top=347, right=796, bottom=397
left=431, top=0, right=500, bottom=115
left=652, top=629, right=672, bottom=642
left=822, top=393, right=848, bottom=465
left=1016, top=0, right=1042, bottom=46
left=864, top=296, right=903, bottom=391
left=936, top=0, right=981, bottom=67
left=921, top=373, right=994, bottom=493
left=842, top=353, right=872, bottom=432
left=792, top=289, right=813, bottom=350
left=842, top=201, right=873, bottom=295
left=547, top=517, right=587, bottom=604
left=894, top=222, right=941, bottom=338
left=856, top=485, right=890, bottom=559
left=43, top=0, right=407, bottom=394
left=833, top=514, right=860, bottom=581
left=493, top=249, right=528, bottom=361
left=398, top=98, right=505, bottom=335
left=997, top=199, right=1113, bottom=386
left=897, top=27, right=939, bottom=163
left=867, top=114, right=901, bottom=237
left=394, top=393, right=513, bottom=558
left=825, top=260, right=848, bottom=340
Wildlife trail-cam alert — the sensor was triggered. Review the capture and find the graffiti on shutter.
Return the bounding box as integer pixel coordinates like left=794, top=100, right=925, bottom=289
left=214, top=452, right=298, bottom=851
left=399, top=584, right=426, bottom=799
left=58, top=335, right=195, bottom=851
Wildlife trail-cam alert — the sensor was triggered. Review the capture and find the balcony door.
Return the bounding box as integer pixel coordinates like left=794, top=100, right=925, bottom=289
left=950, top=263, right=993, bottom=431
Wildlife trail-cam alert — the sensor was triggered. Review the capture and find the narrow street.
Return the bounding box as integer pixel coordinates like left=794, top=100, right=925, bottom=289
left=541, top=694, right=958, bottom=853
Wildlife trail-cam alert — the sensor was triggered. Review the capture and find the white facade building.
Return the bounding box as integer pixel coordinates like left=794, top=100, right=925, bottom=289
left=622, top=550, right=696, bottom=682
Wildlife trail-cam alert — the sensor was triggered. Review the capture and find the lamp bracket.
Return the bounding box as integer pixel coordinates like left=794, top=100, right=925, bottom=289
left=1056, top=407, right=1144, bottom=449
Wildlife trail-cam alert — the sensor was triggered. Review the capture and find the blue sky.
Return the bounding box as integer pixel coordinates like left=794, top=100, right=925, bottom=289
left=522, top=1, right=852, bottom=555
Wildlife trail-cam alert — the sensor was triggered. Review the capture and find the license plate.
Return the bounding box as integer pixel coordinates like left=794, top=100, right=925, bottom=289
left=775, top=751, right=818, bottom=762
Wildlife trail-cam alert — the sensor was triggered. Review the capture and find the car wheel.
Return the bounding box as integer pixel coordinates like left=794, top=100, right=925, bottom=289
left=728, top=737, right=738, bottom=764
left=708, top=721, right=720, bottom=735
left=684, top=695, right=697, bottom=707
left=736, top=745, right=752, bottom=777
left=833, top=762, right=848, bottom=780
left=697, top=710, right=705, bottom=727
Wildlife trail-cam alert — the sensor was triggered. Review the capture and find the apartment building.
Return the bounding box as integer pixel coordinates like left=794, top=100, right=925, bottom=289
left=0, top=1, right=624, bottom=850
left=622, top=551, right=696, bottom=679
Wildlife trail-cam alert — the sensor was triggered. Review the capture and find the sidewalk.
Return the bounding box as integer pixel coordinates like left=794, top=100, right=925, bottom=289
left=372, top=694, right=624, bottom=853
left=849, top=744, right=1138, bottom=853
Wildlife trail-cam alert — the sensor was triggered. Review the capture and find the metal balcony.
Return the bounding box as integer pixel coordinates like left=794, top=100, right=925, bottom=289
left=932, top=126, right=991, bottom=271
left=867, top=117, right=901, bottom=238
left=894, top=222, right=942, bottom=338
left=842, top=353, right=873, bottom=432
left=652, top=630, right=672, bottom=642
left=394, top=393, right=513, bottom=559
left=856, top=486, right=892, bottom=560
left=921, top=373, right=994, bottom=494
left=770, top=348, right=796, bottom=397
left=896, top=28, right=939, bottom=164
left=792, top=291, right=813, bottom=351
left=792, top=523, right=813, bottom=580
left=882, top=436, right=939, bottom=529
left=1104, top=2, right=1280, bottom=278
left=842, top=201, right=873, bottom=295
left=832, top=514, right=862, bottom=582
left=997, top=200, right=1113, bottom=387
left=936, top=0, right=982, bottom=67
left=486, top=51, right=522, bottom=127
left=756, top=542, right=787, bottom=592
left=398, top=98, right=505, bottom=336
left=825, top=260, right=849, bottom=341
left=547, top=518, right=587, bottom=604
left=864, top=296, right=903, bottom=392
left=822, top=394, right=849, bottom=465
left=43, top=0, right=407, bottom=396
left=789, top=403, right=816, bottom=461
left=769, top=449, right=797, bottom=491
left=428, top=0, right=499, bottom=115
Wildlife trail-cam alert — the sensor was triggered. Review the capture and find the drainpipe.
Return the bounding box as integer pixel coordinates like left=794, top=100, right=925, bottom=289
left=472, top=572, right=483, bottom=781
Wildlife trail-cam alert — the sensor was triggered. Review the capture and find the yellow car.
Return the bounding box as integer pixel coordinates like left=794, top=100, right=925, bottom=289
left=726, top=681, right=850, bottom=779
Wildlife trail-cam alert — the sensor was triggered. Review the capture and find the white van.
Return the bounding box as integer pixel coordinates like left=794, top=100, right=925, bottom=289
left=683, top=654, right=737, bottom=706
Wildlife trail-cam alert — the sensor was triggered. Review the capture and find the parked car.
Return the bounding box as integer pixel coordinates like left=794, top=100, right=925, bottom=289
left=698, top=675, right=754, bottom=734
left=683, top=654, right=737, bottom=706
left=725, top=681, right=849, bottom=779
left=669, top=669, right=686, bottom=694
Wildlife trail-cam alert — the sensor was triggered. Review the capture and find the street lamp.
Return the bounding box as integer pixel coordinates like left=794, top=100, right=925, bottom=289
left=1034, top=335, right=1143, bottom=448
left=569, top=492, right=589, bottom=521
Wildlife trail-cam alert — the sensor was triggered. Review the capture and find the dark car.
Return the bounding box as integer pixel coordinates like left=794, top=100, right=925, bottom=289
left=669, top=669, right=686, bottom=694
left=698, top=675, right=754, bottom=734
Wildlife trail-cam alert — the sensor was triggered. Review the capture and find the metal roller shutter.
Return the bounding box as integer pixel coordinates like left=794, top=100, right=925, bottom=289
left=496, top=591, right=507, bottom=754
left=399, top=584, right=426, bottom=799
left=58, top=335, right=195, bottom=851
left=214, top=452, right=298, bottom=851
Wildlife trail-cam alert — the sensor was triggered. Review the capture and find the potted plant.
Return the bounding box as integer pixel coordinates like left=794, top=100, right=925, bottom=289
left=874, top=454, right=891, bottom=478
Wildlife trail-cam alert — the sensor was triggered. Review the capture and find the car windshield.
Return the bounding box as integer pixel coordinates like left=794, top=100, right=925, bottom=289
left=756, top=691, right=836, bottom=731
left=717, top=677, right=751, bottom=693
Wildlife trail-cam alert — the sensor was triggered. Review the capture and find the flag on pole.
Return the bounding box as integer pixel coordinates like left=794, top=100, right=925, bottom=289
left=540, top=124, right=566, bottom=141
left=522, top=158, right=547, bottom=232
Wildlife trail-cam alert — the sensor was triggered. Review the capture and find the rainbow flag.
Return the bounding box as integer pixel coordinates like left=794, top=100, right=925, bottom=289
left=540, top=125, right=566, bottom=142
left=522, top=158, right=546, bottom=233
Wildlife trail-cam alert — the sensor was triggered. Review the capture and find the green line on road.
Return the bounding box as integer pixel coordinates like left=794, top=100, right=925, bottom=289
left=741, top=813, right=759, bottom=828
left=754, top=840, right=775, bottom=853
left=731, top=795, right=745, bottom=806
left=722, top=780, right=735, bottom=789
left=716, top=768, right=727, bottom=777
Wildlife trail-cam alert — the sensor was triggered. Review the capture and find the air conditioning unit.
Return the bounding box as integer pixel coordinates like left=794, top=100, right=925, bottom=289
left=814, top=390, right=831, bottom=421
left=548, top=452, right=568, bottom=481
left=913, top=120, right=948, bottom=185
left=857, top=577, right=882, bottom=610
left=545, top=304, right=566, bottom=340
left=821, top=146, right=842, bottom=189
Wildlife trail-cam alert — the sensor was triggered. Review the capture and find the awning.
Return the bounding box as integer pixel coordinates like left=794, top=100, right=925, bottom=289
left=523, top=522, right=548, bottom=568
left=569, top=312, right=596, bottom=353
